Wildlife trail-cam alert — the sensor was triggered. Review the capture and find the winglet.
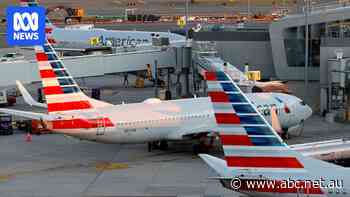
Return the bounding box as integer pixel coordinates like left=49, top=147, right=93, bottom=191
left=16, top=80, right=48, bottom=108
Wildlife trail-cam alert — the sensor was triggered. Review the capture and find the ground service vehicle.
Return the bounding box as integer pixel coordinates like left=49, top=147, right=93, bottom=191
left=0, top=114, right=13, bottom=135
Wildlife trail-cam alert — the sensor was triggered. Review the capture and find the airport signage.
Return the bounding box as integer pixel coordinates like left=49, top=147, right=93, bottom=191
left=177, top=17, right=186, bottom=28
left=6, top=6, right=46, bottom=46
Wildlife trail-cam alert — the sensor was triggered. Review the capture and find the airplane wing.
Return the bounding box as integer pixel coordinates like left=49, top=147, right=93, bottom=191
left=16, top=81, right=48, bottom=108
left=0, top=108, right=57, bottom=121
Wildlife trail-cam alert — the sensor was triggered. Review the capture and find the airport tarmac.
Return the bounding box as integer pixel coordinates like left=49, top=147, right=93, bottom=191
left=1, top=116, right=350, bottom=197
left=1, top=74, right=350, bottom=197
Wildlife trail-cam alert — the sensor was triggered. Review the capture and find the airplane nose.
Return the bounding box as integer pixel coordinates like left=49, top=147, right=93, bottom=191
left=303, top=104, right=313, bottom=121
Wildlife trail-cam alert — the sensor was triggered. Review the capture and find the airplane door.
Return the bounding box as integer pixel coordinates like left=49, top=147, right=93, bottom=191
left=96, top=117, right=106, bottom=136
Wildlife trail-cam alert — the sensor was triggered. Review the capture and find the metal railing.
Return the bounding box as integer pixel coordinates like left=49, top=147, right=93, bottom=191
left=310, top=1, right=350, bottom=12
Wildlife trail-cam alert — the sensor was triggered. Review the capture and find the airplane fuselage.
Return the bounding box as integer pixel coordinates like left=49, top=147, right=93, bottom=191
left=58, top=93, right=312, bottom=144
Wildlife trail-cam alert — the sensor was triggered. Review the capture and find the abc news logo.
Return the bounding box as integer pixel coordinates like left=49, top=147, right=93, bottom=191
left=13, top=12, right=39, bottom=40
left=6, top=6, right=46, bottom=46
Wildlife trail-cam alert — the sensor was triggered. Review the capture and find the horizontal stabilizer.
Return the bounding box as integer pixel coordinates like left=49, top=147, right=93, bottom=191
left=199, top=154, right=228, bottom=177
left=16, top=80, right=47, bottom=108
left=0, top=108, right=57, bottom=121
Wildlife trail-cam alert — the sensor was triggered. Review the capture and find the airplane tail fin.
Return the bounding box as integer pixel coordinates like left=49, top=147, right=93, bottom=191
left=202, top=71, right=313, bottom=178
left=34, top=41, right=112, bottom=114
left=200, top=71, right=344, bottom=196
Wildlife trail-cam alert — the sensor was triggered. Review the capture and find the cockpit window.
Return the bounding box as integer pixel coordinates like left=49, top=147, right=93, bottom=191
left=300, top=101, right=306, bottom=106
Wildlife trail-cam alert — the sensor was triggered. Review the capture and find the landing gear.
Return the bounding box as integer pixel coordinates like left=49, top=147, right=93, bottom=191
left=159, top=140, right=168, bottom=150
left=152, top=141, right=159, bottom=149
left=148, top=142, right=152, bottom=152
left=147, top=140, right=168, bottom=152
left=192, top=136, right=215, bottom=154
left=192, top=142, right=209, bottom=154
left=148, top=141, right=159, bottom=152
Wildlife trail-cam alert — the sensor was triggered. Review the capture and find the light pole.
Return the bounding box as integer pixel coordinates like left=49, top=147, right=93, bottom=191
left=247, top=0, right=251, bottom=20
left=185, top=0, right=189, bottom=40
left=304, top=0, right=310, bottom=101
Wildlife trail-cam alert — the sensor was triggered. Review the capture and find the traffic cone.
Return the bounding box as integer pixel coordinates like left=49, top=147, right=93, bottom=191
left=26, top=132, right=32, bottom=142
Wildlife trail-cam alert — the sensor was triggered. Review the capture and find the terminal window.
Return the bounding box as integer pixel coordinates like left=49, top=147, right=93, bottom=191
left=284, top=39, right=320, bottom=67
left=283, top=25, right=321, bottom=67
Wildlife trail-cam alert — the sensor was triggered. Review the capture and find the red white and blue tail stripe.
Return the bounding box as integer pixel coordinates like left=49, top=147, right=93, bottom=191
left=33, top=40, right=114, bottom=130
left=205, top=71, right=305, bottom=170
left=34, top=42, right=95, bottom=114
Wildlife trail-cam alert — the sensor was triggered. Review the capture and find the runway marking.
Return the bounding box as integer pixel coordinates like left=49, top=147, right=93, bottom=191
left=0, top=175, right=12, bottom=182
left=95, top=162, right=129, bottom=171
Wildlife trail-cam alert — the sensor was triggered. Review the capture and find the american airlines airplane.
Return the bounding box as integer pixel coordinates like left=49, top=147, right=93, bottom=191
left=17, top=1, right=185, bottom=48
left=0, top=38, right=312, bottom=151
left=200, top=71, right=350, bottom=196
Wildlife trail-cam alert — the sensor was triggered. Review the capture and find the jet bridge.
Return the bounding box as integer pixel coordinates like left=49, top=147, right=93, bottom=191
left=0, top=46, right=176, bottom=87
left=192, top=41, right=255, bottom=93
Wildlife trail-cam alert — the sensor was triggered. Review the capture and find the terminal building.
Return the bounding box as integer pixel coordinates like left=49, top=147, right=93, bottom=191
left=194, top=3, right=350, bottom=116
left=194, top=4, right=350, bottom=81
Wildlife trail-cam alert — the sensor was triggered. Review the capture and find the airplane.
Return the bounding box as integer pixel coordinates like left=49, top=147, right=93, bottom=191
left=18, top=0, right=186, bottom=49
left=0, top=37, right=312, bottom=152
left=15, top=78, right=307, bottom=135
left=20, top=75, right=350, bottom=162
left=199, top=71, right=350, bottom=196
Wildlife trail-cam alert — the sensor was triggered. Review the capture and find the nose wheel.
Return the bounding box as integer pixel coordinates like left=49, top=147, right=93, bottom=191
left=159, top=140, right=168, bottom=150
left=281, top=128, right=289, bottom=140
